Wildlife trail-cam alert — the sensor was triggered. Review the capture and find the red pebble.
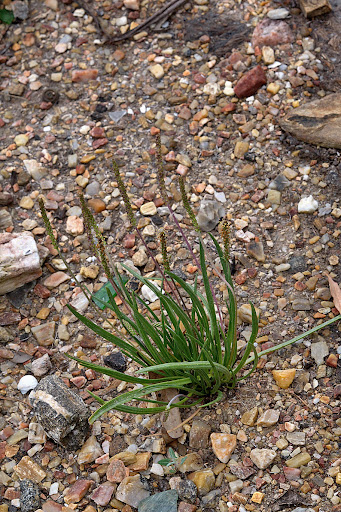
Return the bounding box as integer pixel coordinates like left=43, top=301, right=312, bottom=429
left=71, top=69, right=98, bottom=82
left=34, top=284, right=51, bottom=299
left=234, top=65, right=267, bottom=98
left=90, top=126, right=105, bottom=138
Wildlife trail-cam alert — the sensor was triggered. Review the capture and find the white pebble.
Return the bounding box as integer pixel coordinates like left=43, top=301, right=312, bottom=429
left=151, top=463, right=164, bottom=476
left=17, top=375, right=38, bottom=394
left=297, top=195, right=318, bottom=213
left=141, top=284, right=160, bottom=303
left=49, top=482, right=59, bottom=495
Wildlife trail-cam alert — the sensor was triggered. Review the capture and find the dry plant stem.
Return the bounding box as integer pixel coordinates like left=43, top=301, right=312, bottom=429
left=107, top=0, right=187, bottom=43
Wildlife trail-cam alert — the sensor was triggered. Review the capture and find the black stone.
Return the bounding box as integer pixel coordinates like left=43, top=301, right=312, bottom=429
left=104, top=351, right=127, bottom=373
left=7, top=282, right=35, bottom=308
left=20, top=480, right=41, bottom=512
left=178, top=480, right=197, bottom=504
left=151, top=215, right=163, bottom=226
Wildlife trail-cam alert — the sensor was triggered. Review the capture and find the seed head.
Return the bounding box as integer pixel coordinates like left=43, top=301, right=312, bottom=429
left=39, top=199, right=59, bottom=251
left=220, top=218, right=231, bottom=263
left=112, top=161, right=136, bottom=228
left=159, top=231, right=170, bottom=272
left=179, top=177, right=200, bottom=232
left=155, top=134, right=168, bottom=204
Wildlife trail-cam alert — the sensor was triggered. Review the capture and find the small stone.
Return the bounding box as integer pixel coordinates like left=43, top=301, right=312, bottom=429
left=149, top=64, right=165, bottom=79
left=107, top=459, right=128, bottom=482
left=64, top=479, right=92, bottom=504
left=140, top=202, right=157, bottom=216
left=238, top=304, right=261, bottom=324
left=14, top=456, right=46, bottom=483
left=20, top=196, right=34, bottom=209
left=176, top=154, right=192, bottom=167
left=230, top=465, right=255, bottom=480
left=68, top=154, right=78, bottom=168
left=91, top=483, right=116, bottom=506
left=20, top=480, right=41, bottom=512
left=234, top=141, right=249, bottom=158
left=128, top=452, right=151, bottom=471
left=72, top=69, right=98, bottom=82
left=250, top=449, right=277, bottom=469
left=246, top=241, right=265, bottom=262
left=78, top=436, right=103, bottom=464
left=237, top=164, right=255, bottom=177
left=17, top=375, right=38, bottom=394
left=241, top=407, right=258, bottom=426
left=286, top=452, right=311, bottom=468
left=124, top=0, right=140, bottom=9
left=116, top=475, right=150, bottom=508
left=30, top=374, right=89, bottom=449
left=178, top=480, right=197, bottom=504
left=23, top=159, right=47, bottom=181
left=234, top=65, right=267, bottom=99
left=66, top=216, right=84, bottom=236
left=298, top=196, right=318, bottom=213
left=15, top=134, right=29, bottom=147
left=28, top=423, right=46, bottom=444
left=257, top=409, right=280, bottom=427
left=336, top=473, right=341, bottom=485
left=132, top=249, right=148, bottom=267
left=80, top=265, right=100, bottom=279
left=88, top=198, right=106, bottom=213
left=196, top=200, right=225, bottom=232
left=189, top=419, right=211, bottom=449
left=104, top=352, right=127, bottom=372
left=138, top=489, right=178, bottom=512
left=178, top=453, right=203, bottom=473
left=267, top=83, right=280, bottom=95
left=262, top=46, right=275, bottom=64
left=188, top=469, right=215, bottom=495
left=251, top=492, right=264, bottom=504
left=229, top=480, right=243, bottom=493
left=29, top=317, right=54, bottom=343
left=286, top=432, right=306, bottom=446
left=267, top=8, right=290, bottom=18
left=272, top=369, right=296, bottom=389
left=211, top=433, right=237, bottom=463
left=311, top=340, right=329, bottom=366
left=44, top=272, right=70, bottom=289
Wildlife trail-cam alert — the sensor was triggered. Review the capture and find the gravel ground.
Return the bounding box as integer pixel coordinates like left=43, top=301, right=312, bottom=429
left=0, top=0, right=341, bottom=511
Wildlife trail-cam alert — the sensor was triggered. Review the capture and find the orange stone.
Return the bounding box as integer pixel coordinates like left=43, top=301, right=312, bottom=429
left=210, top=433, right=237, bottom=463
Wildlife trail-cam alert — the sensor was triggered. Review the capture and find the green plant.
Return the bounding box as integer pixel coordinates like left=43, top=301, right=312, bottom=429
left=158, top=448, right=187, bottom=474
left=39, top=139, right=341, bottom=423
left=0, top=8, right=14, bottom=24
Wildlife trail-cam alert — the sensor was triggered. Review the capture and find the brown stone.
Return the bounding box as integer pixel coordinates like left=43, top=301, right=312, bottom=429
left=107, top=459, right=129, bottom=482
left=72, top=69, right=98, bottom=82
left=64, top=479, right=92, bottom=504
left=127, top=452, right=151, bottom=471
left=14, top=456, right=46, bottom=483
left=252, top=19, right=294, bottom=48
left=234, top=66, right=267, bottom=99
left=299, top=0, right=331, bottom=17
left=31, top=321, right=55, bottom=346
left=88, top=198, right=106, bottom=213
left=189, top=419, right=211, bottom=449
left=280, top=93, right=341, bottom=149
left=44, top=271, right=70, bottom=289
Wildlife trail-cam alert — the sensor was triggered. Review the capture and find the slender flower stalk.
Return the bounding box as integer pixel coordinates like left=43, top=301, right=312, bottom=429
left=113, top=161, right=136, bottom=229
left=155, top=134, right=168, bottom=204
left=220, top=218, right=231, bottom=265
left=159, top=231, right=170, bottom=272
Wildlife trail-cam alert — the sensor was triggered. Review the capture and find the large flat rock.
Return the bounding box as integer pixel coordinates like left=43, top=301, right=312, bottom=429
left=0, top=232, right=42, bottom=295
left=280, top=93, right=341, bottom=148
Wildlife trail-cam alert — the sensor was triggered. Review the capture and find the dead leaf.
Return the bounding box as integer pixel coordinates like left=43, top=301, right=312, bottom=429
left=327, top=275, right=341, bottom=314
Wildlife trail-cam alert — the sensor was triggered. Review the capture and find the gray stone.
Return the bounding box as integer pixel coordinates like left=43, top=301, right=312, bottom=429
left=138, top=490, right=178, bottom=512
left=280, top=93, right=341, bottom=149
left=288, top=256, right=306, bottom=273
left=0, top=209, right=13, bottom=230
left=30, top=374, right=90, bottom=450
left=311, top=340, right=329, bottom=366
left=267, top=7, right=290, bottom=18
left=20, top=480, right=41, bottom=512
left=85, top=181, right=101, bottom=196
left=189, top=419, right=211, bottom=449
left=0, top=326, right=11, bottom=343
left=246, top=241, right=265, bottom=262
left=292, top=299, right=311, bottom=311
left=201, top=489, right=221, bottom=505
left=23, top=160, right=47, bottom=181
left=196, top=200, right=225, bottom=232
left=286, top=432, right=306, bottom=446
left=116, top=475, right=150, bottom=508
left=269, top=174, right=290, bottom=191
left=178, top=480, right=197, bottom=503
left=12, top=1, right=29, bottom=20
left=31, top=354, right=52, bottom=377
left=0, top=232, right=42, bottom=295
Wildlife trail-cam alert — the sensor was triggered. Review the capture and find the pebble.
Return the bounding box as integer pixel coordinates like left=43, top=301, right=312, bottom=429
left=189, top=419, right=211, bottom=449
left=272, top=369, right=296, bottom=389
left=298, top=196, right=318, bottom=213
left=64, top=479, right=92, bottom=504
left=140, top=202, right=157, bottom=216
left=14, top=134, right=29, bottom=146
left=311, top=340, right=329, bottom=366
left=17, top=375, right=38, bottom=394
left=250, top=449, right=277, bottom=469
left=188, top=469, right=215, bottom=495
left=149, top=64, right=165, bottom=79
left=20, top=480, right=41, bottom=512
left=138, top=489, right=178, bottom=512
left=267, top=8, right=290, bottom=19
left=196, top=200, right=225, bottom=232
left=286, top=452, right=311, bottom=468
left=116, top=475, right=150, bottom=508
left=211, top=433, right=237, bottom=463
left=234, top=65, right=267, bottom=98
left=66, top=216, right=84, bottom=236
left=257, top=409, right=280, bottom=427
left=241, top=407, right=258, bottom=426
left=31, top=354, right=52, bottom=377
left=77, top=436, right=103, bottom=464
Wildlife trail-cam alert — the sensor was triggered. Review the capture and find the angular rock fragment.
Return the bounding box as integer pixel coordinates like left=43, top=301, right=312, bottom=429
left=211, top=433, right=237, bottom=463
left=189, top=419, right=211, bottom=449
left=138, top=489, right=178, bottom=512
left=14, top=456, right=46, bottom=483
left=196, top=200, right=225, bottom=232
left=252, top=19, right=294, bottom=48
left=77, top=435, right=103, bottom=464
left=280, top=94, right=341, bottom=149
left=250, top=448, right=277, bottom=469
left=20, top=480, right=41, bottom=512
left=0, top=232, right=42, bottom=295
left=64, top=479, right=92, bottom=504
left=116, top=475, right=150, bottom=508
left=298, top=0, right=331, bottom=18
left=30, top=374, right=90, bottom=449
